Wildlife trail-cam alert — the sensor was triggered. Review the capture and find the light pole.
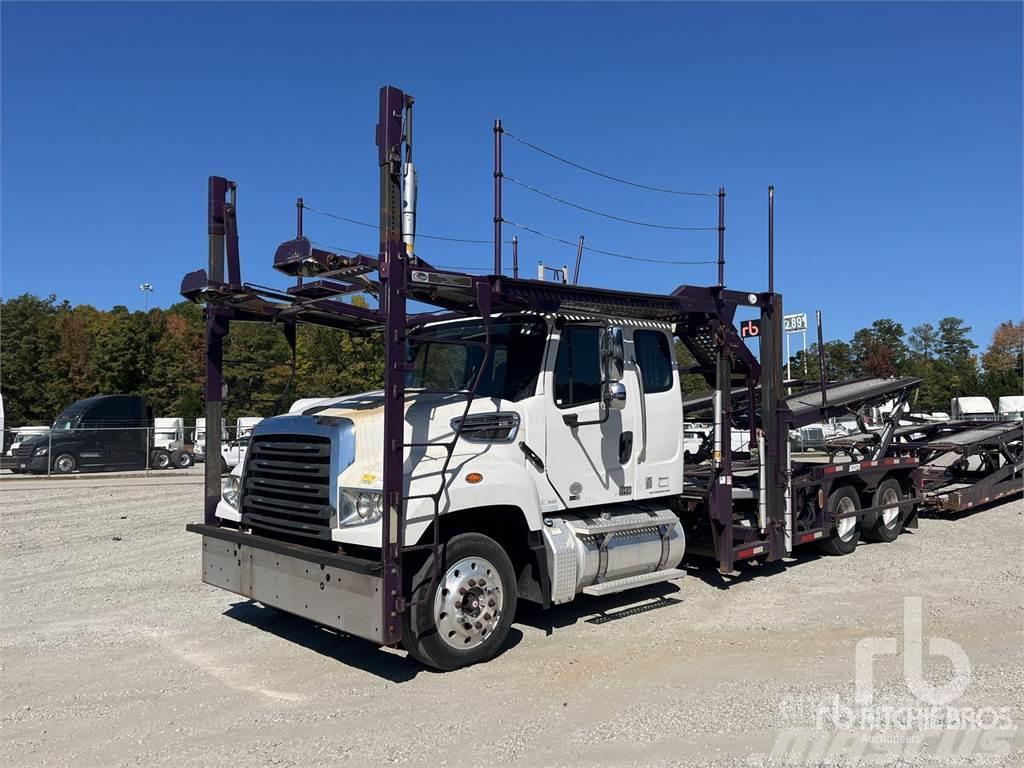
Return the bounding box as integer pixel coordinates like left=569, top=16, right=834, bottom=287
left=140, top=282, right=154, bottom=311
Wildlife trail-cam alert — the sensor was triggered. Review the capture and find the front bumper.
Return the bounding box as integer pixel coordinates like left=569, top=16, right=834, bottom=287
left=187, top=524, right=385, bottom=644
left=14, top=454, right=48, bottom=473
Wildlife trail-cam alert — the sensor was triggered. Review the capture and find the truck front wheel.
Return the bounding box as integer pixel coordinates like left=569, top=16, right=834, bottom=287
left=53, top=453, right=77, bottom=474
left=402, top=532, right=518, bottom=671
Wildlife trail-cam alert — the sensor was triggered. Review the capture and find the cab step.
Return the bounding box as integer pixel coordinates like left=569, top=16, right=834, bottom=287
left=582, top=567, right=685, bottom=597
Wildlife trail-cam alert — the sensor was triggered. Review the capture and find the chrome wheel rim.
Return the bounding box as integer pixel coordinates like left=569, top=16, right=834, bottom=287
left=880, top=487, right=900, bottom=528
left=434, top=556, right=503, bottom=651
left=836, top=496, right=857, bottom=541
left=55, top=455, right=74, bottom=473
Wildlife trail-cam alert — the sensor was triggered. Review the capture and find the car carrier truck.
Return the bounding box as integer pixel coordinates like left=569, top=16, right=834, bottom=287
left=181, top=85, right=1023, bottom=670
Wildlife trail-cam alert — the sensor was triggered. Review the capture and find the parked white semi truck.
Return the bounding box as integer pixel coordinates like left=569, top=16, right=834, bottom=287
left=998, top=396, right=1023, bottom=420
left=153, top=417, right=185, bottom=451
left=950, top=396, right=995, bottom=420
left=193, top=417, right=227, bottom=462
left=235, top=417, right=262, bottom=439
left=184, top=85, right=1023, bottom=671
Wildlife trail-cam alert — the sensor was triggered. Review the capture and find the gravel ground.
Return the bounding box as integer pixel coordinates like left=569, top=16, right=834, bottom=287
left=2, top=481, right=1022, bottom=767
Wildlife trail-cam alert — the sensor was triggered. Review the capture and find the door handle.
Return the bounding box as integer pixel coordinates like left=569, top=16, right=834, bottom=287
left=619, top=431, right=633, bottom=464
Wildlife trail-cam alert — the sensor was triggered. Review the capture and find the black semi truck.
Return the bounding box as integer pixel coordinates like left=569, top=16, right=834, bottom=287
left=13, top=395, right=191, bottom=474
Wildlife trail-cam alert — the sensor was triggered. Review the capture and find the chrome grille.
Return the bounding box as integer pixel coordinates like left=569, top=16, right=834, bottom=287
left=240, top=435, right=333, bottom=541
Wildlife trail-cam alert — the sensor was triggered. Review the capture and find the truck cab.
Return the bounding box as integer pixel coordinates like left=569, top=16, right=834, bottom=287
left=15, top=395, right=151, bottom=474
left=950, top=396, right=996, bottom=421
left=218, top=313, right=684, bottom=537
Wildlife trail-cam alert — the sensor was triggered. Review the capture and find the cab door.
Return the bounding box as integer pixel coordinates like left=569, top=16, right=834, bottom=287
left=543, top=323, right=637, bottom=508
left=630, top=328, right=684, bottom=499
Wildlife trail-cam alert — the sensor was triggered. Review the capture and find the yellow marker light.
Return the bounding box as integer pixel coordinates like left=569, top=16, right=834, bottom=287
left=465, top=472, right=483, bottom=484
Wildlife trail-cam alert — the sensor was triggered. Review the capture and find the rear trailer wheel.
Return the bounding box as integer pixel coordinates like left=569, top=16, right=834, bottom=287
left=863, top=478, right=904, bottom=543
left=402, top=532, right=517, bottom=671
left=819, top=485, right=861, bottom=556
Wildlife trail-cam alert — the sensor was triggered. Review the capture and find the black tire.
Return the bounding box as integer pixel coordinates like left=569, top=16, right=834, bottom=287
left=52, top=453, right=77, bottom=474
left=863, top=478, right=904, bottom=543
left=150, top=449, right=171, bottom=470
left=819, top=485, right=861, bottom=556
left=171, top=450, right=194, bottom=469
left=402, top=532, right=518, bottom=671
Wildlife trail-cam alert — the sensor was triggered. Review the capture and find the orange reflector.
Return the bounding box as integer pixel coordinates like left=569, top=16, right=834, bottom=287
left=466, top=472, right=483, bottom=484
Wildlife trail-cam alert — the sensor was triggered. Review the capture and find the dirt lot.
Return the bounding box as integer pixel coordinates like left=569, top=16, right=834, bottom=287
left=2, top=480, right=1022, bottom=767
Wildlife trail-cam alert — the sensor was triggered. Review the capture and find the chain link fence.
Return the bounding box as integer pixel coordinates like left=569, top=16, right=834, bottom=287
left=1, top=424, right=250, bottom=476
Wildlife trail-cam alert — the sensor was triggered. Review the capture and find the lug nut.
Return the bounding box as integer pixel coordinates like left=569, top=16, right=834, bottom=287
left=458, top=587, right=467, bottom=594
left=478, top=579, right=486, bottom=586
left=488, top=599, right=495, bottom=607
left=483, top=613, right=491, bottom=621
left=475, top=621, right=483, bottom=629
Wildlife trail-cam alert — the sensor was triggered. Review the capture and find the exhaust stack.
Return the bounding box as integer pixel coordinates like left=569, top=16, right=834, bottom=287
left=401, top=99, right=417, bottom=259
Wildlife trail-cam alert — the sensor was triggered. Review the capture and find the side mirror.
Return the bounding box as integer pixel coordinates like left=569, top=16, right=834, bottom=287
left=605, top=380, right=627, bottom=411
left=601, top=326, right=625, bottom=381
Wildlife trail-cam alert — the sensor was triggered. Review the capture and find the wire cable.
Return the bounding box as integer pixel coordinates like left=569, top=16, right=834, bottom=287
left=504, top=176, right=717, bottom=231
left=502, top=129, right=717, bottom=197
left=302, top=203, right=494, bottom=244
left=504, top=220, right=716, bottom=265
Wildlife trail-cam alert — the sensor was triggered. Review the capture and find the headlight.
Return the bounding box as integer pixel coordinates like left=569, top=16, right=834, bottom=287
left=339, top=488, right=383, bottom=526
left=33, top=446, right=48, bottom=457
left=222, top=475, right=240, bottom=508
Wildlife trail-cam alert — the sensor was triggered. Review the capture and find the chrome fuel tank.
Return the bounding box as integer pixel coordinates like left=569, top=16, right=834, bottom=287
left=541, top=503, right=685, bottom=604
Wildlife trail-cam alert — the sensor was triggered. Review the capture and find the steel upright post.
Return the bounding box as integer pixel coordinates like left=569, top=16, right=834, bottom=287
left=717, top=187, right=726, bottom=287
left=573, top=235, right=585, bottom=285
left=494, top=119, right=503, bottom=276
left=204, top=176, right=233, bottom=525
left=512, top=236, right=519, bottom=278
left=768, top=186, right=774, bottom=295
left=378, top=85, right=409, bottom=645
left=817, top=310, right=828, bottom=407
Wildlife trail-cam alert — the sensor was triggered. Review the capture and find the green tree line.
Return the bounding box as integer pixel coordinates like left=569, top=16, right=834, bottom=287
left=785, top=316, right=1023, bottom=413
left=0, top=294, right=384, bottom=428
left=1, top=293, right=1020, bottom=427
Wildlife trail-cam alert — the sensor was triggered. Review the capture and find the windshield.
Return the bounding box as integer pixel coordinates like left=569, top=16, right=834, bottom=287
left=407, top=316, right=548, bottom=402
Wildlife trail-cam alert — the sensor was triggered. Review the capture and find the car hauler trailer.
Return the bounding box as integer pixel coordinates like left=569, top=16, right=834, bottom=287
left=181, top=85, right=1023, bottom=670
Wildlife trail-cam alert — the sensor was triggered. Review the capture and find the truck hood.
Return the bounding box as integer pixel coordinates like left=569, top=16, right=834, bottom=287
left=305, top=389, right=516, bottom=490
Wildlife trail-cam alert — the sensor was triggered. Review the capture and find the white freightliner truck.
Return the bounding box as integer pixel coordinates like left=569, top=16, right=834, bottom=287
left=185, top=85, right=1023, bottom=671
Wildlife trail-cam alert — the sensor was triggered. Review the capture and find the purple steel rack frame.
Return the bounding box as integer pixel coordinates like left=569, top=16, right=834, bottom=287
left=185, top=84, right=790, bottom=645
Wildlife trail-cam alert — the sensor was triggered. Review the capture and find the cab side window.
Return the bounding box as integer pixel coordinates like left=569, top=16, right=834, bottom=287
left=633, top=330, right=673, bottom=394
left=553, top=326, right=602, bottom=407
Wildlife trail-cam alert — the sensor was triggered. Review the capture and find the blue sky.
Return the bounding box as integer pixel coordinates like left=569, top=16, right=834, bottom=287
left=2, top=2, right=1021, bottom=348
